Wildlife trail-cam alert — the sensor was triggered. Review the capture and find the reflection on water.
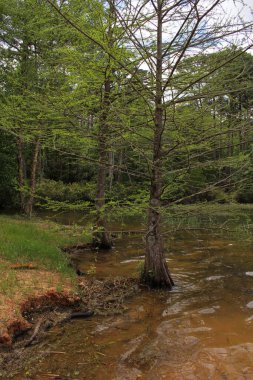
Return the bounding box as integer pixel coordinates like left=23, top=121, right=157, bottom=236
left=14, top=214, right=253, bottom=380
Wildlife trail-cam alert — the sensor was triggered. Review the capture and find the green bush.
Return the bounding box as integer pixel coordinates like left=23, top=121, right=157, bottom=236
left=235, top=184, right=253, bottom=203
left=0, top=133, right=18, bottom=209
left=36, top=179, right=96, bottom=204
left=211, top=188, right=231, bottom=204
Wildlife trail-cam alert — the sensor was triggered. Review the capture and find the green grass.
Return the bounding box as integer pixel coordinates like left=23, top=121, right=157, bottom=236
left=0, top=261, right=18, bottom=295
left=0, top=215, right=77, bottom=276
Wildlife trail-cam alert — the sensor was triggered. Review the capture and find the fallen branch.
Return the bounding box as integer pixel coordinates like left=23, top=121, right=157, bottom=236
left=10, top=263, right=38, bottom=270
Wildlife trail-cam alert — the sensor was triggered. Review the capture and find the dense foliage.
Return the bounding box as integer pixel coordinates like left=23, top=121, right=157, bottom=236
left=0, top=0, right=252, bottom=286
left=0, top=1, right=252, bottom=214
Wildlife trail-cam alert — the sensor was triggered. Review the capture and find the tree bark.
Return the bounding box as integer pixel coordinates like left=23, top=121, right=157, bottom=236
left=92, top=1, right=116, bottom=250
left=16, top=137, right=27, bottom=213
left=142, top=1, right=174, bottom=289
left=92, top=77, right=112, bottom=249
left=109, top=150, right=114, bottom=191
left=116, top=149, right=123, bottom=182
left=144, top=153, right=174, bottom=288
left=25, top=139, right=41, bottom=217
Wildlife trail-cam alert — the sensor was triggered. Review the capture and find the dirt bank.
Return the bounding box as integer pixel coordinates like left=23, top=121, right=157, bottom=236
left=0, top=276, right=139, bottom=378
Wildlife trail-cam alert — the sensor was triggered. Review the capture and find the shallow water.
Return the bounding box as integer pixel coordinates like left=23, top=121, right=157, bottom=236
left=14, top=214, right=253, bottom=380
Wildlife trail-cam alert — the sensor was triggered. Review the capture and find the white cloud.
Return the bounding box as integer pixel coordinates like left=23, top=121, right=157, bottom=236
left=222, top=0, right=253, bottom=22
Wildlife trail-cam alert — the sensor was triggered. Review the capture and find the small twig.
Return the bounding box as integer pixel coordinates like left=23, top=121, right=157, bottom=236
left=24, top=317, right=44, bottom=347
left=39, top=351, right=66, bottom=354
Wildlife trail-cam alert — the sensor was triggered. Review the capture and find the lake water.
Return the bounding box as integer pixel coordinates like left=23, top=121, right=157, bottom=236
left=14, top=207, right=253, bottom=379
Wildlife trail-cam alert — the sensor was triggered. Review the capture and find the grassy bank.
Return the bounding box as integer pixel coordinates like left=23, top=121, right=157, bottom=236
left=0, top=215, right=77, bottom=275
left=0, top=215, right=79, bottom=339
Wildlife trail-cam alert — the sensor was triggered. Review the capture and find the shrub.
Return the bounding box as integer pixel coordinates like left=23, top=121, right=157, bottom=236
left=36, top=179, right=96, bottom=204
left=235, top=184, right=253, bottom=203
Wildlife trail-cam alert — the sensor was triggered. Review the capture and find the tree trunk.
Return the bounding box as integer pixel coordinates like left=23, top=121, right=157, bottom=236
left=92, top=77, right=112, bottom=249
left=16, top=137, right=26, bottom=213
left=88, top=114, right=94, bottom=130
left=238, top=95, right=244, bottom=152
left=227, top=130, right=234, bottom=156
left=25, top=139, right=41, bottom=218
left=143, top=161, right=174, bottom=288
left=109, top=150, right=114, bottom=191
left=142, top=1, right=174, bottom=289
left=116, top=149, right=123, bottom=182
left=92, top=1, right=116, bottom=250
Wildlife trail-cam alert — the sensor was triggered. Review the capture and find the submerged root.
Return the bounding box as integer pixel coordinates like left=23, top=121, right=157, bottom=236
left=141, top=274, right=174, bottom=290
left=141, top=262, right=174, bottom=290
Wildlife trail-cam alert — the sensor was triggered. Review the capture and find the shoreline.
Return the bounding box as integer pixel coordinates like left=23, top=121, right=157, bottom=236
left=0, top=276, right=139, bottom=378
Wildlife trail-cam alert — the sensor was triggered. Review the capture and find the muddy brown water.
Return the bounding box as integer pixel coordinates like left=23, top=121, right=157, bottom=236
left=13, top=214, right=253, bottom=380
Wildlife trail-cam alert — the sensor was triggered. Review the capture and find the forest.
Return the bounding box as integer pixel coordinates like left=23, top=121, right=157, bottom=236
left=0, top=1, right=253, bottom=378
left=1, top=0, right=253, bottom=286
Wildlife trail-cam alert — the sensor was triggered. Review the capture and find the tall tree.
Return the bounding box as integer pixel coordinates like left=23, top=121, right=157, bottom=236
left=45, top=0, right=252, bottom=287
left=113, top=0, right=253, bottom=287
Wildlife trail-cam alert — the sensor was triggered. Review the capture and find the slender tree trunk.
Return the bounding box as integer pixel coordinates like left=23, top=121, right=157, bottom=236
left=92, top=77, right=112, bottom=249
left=238, top=96, right=244, bottom=152
left=142, top=1, right=174, bottom=289
left=25, top=139, right=41, bottom=217
left=116, top=148, right=123, bottom=182
left=88, top=114, right=94, bottom=130
left=17, top=37, right=28, bottom=213
left=212, top=99, right=220, bottom=160
left=227, top=128, right=234, bottom=157
left=144, top=134, right=174, bottom=288
left=16, top=137, right=27, bottom=213
left=92, top=0, right=116, bottom=249
left=109, top=150, right=114, bottom=191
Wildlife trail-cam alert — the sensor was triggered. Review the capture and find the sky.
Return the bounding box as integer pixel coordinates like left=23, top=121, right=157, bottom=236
left=223, top=0, right=253, bottom=22
left=223, top=0, right=253, bottom=53
left=131, top=0, right=253, bottom=73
